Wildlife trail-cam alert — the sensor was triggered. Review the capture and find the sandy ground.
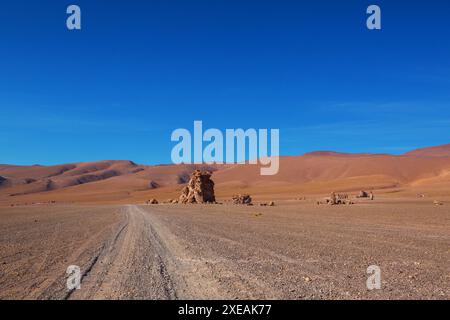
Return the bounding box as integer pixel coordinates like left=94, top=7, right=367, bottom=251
left=0, top=202, right=449, bottom=300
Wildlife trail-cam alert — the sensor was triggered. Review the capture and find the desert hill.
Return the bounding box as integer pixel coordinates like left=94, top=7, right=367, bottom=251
left=404, top=143, right=450, bottom=157
left=1, top=144, right=450, bottom=205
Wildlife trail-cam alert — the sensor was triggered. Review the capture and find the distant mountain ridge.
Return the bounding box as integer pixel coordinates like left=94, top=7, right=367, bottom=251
left=1, top=143, right=450, bottom=204
left=404, top=143, right=450, bottom=157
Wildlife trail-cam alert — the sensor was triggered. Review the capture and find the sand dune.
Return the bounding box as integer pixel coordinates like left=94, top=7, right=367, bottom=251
left=1, top=144, right=450, bottom=205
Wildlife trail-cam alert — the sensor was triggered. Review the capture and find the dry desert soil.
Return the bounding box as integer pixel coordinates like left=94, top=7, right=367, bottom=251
left=0, top=200, right=448, bottom=300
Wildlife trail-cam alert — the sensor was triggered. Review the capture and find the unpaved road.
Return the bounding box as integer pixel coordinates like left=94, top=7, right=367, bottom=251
left=0, top=203, right=449, bottom=299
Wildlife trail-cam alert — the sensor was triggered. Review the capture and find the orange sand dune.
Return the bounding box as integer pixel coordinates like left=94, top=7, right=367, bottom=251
left=1, top=144, right=450, bottom=205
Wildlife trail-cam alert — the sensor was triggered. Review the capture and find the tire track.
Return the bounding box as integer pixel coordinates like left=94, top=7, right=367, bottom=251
left=70, top=205, right=178, bottom=299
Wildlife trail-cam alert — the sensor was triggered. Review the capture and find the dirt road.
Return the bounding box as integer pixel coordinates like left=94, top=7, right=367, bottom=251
left=0, top=203, right=449, bottom=299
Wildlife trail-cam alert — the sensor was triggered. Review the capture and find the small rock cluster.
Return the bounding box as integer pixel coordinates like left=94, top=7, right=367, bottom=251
left=232, top=194, right=252, bottom=205
left=357, top=190, right=374, bottom=200
left=317, top=192, right=353, bottom=205
left=260, top=201, right=275, bottom=207
left=164, top=199, right=179, bottom=204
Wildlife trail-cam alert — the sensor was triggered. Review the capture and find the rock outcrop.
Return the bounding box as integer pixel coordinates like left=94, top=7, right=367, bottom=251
left=179, top=170, right=216, bottom=204
left=357, top=190, right=369, bottom=198
left=317, top=192, right=353, bottom=205
left=232, top=194, right=252, bottom=205
left=356, top=190, right=374, bottom=200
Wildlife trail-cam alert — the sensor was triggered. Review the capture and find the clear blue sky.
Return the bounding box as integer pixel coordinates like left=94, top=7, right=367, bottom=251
left=1, top=0, right=449, bottom=165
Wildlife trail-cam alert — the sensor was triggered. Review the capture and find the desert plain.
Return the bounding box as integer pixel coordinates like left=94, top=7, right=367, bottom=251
left=0, top=144, right=449, bottom=300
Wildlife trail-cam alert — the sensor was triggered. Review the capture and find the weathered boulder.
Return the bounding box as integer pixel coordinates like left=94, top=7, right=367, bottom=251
left=357, top=190, right=369, bottom=198
left=146, top=199, right=158, bottom=205
left=356, top=190, right=374, bottom=200
left=232, top=194, right=252, bottom=205
left=179, top=170, right=216, bottom=204
left=318, top=192, right=352, bottom=205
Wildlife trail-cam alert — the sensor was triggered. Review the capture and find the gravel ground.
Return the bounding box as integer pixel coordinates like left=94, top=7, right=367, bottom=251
left=0, top=202, right=448, bottom=300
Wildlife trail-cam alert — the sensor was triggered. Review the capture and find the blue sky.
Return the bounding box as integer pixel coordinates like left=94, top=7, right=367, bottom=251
left=1, top=0, right=449, bottom=165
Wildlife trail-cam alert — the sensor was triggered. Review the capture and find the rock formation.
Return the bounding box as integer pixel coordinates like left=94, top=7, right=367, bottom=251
left=232, top=194, right=252, bottom=205
left=330, top=192, right=338, bottom=205
left=357, top=190, right=369, bottom=198
left=178, top=170, right=216, bottom=204
left=318, top=192, right=352, bottom=205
